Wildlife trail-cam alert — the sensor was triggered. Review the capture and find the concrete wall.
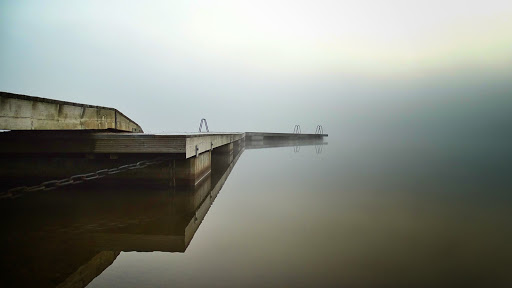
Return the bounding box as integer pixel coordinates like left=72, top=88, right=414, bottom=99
left=0, top=91, right=143, bottom=132
left=212, top=143, right=234, bottom=168
left=185, top=133, right=244, bottom=158
left=174, top=151, right=211, bottom=186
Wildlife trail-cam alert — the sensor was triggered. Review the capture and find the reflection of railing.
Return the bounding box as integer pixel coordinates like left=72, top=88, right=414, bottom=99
left=199, top=118, right=209, bottom=132
left=315, top=125, right=324, bottom=134
left=315, top=145, right=323, bottom=154
left=293, top=125, right=301, bottom=134
left=294, top=145, right=300, bottom=153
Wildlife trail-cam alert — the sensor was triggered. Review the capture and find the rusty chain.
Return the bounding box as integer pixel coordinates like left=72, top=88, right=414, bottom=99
left=1, top=157, right=171, bottom=199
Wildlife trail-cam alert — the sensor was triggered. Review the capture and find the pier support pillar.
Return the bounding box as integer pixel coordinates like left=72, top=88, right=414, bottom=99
left=173, top=151, right=211, bottom=187
left=212, top=143, right=233, bottom=168
left=233, top=138, right=243, bottom=153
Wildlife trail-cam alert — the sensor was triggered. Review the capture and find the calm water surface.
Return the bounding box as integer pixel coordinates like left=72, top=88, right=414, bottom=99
left=1, top=133, right=511, bottom=287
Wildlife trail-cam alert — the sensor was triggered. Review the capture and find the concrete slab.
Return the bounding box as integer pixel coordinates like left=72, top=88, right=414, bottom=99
left=245, top=132, right=327, bottom=141
left=0, top=130, right=244, bottom=158
left=0, top=91, right=143, bottom=132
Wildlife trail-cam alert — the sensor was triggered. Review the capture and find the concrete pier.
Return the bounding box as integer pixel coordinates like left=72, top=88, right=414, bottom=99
left=0, top=92, right=330, bottom=287
left=0, top=130, right=326, bottom=190
left=245, top=132, right=327, bottom=141
left=0, top=91, right=143, bottom=132
left=0, top=130, right=244, bottom=158
left=0, top=92, right=327, bottom=189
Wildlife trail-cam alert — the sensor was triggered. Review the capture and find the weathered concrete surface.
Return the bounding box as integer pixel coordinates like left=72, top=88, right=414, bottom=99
left=212, top=142, right=234, bottom=167
left=174, top=151, right=212, bottom=186
left=0, top=91, right=143, bottom=132
left=0, top=137, right=244, bottom=188
left=245, top=138, right=328, bottom=150
left=0, top=130, right=244, bottom=158
left=245, top=132, right=327, bottom=141
left=185, top=133, right=244, bottom=158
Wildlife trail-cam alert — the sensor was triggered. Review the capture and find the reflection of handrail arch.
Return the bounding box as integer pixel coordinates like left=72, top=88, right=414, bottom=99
left=293, top=125, right=301, bottom=134
left=199, top=118, right=209, bottom=132
left=294, top=145, right=300, bottom=153
left=315, top=145, right=323, bottom=154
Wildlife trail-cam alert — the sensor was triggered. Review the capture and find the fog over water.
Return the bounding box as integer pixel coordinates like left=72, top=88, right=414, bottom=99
left=1, top=1, right=512, bottom=287
left=1, top=0, right=512, bottom=134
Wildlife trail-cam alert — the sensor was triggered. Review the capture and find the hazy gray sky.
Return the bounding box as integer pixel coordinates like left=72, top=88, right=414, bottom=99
left=1, top=0, right=511, bottom=135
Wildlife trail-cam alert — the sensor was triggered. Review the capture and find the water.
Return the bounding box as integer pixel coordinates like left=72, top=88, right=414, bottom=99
left=1, top=131, right=511, bottom=287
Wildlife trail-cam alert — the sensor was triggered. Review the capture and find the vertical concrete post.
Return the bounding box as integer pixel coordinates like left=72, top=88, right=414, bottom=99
left=212, top=143, right=233, bottom=168
left=233, top=139, right=243, bottom=153
left=173, top=151, right=211, bottom=186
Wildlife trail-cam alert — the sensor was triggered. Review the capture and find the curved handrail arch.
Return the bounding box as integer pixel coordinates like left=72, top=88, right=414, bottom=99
left=199, top=119, right=209, bottom=132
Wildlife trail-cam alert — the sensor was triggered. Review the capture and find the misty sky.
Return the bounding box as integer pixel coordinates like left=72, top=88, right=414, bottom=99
left=1, top=0, right=511, bottom=136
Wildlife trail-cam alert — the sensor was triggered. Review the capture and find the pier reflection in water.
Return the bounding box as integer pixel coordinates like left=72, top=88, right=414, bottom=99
left=2, top=134, right=511, bottom=287
left=0, top=142, right=250, bottom=288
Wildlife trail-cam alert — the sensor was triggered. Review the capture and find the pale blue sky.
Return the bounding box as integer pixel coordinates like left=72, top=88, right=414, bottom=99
left=1, top=1, right=511, bottom=135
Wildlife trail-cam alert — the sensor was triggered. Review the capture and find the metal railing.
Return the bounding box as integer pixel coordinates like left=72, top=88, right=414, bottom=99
left=315, top=125, right=324, bottom=134
left=199, top=118, right=209, bottom=132
left=293, top=125, right=301, bottom=134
